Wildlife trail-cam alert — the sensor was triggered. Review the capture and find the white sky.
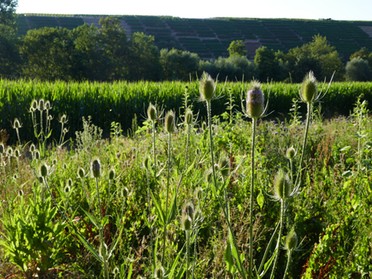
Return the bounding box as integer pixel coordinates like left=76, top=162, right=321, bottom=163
left=16, top=0, right=372, bottom=21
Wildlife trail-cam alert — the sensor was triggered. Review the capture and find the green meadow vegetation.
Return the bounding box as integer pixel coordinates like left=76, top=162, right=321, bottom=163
left=0, top=74, right=371, bottom=278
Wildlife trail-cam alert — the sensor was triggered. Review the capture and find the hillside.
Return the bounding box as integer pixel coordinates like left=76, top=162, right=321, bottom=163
left=16, top=14, right=372, bottom=60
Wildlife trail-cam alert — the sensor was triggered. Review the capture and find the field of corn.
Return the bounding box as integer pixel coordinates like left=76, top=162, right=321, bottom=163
left=0, top=74, right=371, bottom=278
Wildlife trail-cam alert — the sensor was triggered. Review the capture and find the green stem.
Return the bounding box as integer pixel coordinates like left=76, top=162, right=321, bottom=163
left=270, top=199, right=285, bottom=279
left=296, top=102, right=312, bottom=190
left=186, top=230, right=190, bottom=279
left=206, top=100, right=217, bottom=194
left=162, top=132, right=172, bottom=265
left=152, top=120, right=157, bottom=176
left=283, top=250, right=292, bottom=279
left=249, top=118, right=257, bottom=278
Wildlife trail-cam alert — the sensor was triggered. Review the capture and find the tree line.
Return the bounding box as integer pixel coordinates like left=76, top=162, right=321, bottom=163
left=1, top=1, right=372, bottom=82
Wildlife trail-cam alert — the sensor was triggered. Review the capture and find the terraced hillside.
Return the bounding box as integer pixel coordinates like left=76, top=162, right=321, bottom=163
left=17, top=14, right=372, bottom=60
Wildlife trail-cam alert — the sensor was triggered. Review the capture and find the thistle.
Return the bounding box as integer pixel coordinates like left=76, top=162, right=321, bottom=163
left=147, top=103, right=157, bottom=122
left=273, top=169, right=292, bottom=201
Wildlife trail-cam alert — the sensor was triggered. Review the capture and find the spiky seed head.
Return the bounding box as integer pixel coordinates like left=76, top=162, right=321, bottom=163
left=34, top=150, right=40, bottom=160
left=183, top=202, right=195, bottom=220
left=164, top=110, right=175, bottom=133
left=38, top=99, right=45, bottom=111
left=29, top=143, right=36, bottom=153
left=77, top=167, right=86, bottom=179
left=274, top=169, right=292, bottom=201
left=285, top=146, right=296, bottom=160
left=44, top=100, right=51, bottom=110
left=40, top=163, right=49, bottom=178
left=147, top=103, right=157, bottom=122
left=6, top=146, right=13, bottom=156
left=285, top=229, right=298, bottom=251
left=185, top=108, right=193, bottom=125
left=0, top=143, right=4, bottom=154
left=14, top=148, right=21, bottom=157
left=109, top=168, right=116, bottom=180
left=30, top=99, right=38, bottom=112
left=199, top=72, right=215, bottom=102
left=91, top=158, right=101, bottom=178
left=13, top=118, right=21, bottom=129
left=300, top=71, right=317, bottom=103
left=246, top=81, right=265, bottom=119
left=59, top=114, right=67, bottom=124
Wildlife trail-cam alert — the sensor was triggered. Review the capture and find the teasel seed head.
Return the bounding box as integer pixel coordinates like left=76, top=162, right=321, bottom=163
left=285, top=146, right=296, bottom=160
left=147, top=103, right=157, bottom=122
left=109, top=168, right=116, bottom=180
left=164, top=110, right=175, bottom=134
left=38, top=99, right=45, bottom=111
left=77, top=167, right=86, bottom=179
left=91, top=158, right=101, bottom=178
left=300, top=71, right=317, bottom=103
left=40, top=163, right=49, bottom=178
left=274, top=169, right=292, bottom=201
left=246, top=81, right=265, bottom=119
left=30, top=99, right=38, bottom=112
left=154, top=266, right=165, bottom=279
left=13, top=118, right=22, bottom=129
left=0, top=143, right=4, bottom=154
left=199, top=72, right=215, bottom=102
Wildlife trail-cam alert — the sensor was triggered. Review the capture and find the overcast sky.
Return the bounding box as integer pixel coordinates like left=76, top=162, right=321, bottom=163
left=16, top=0, right=372, bottom=21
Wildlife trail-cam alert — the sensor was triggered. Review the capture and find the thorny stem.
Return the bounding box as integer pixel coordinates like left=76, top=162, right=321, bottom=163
left=206, top=100, right=217, bottom=194
left=270, top=199, right=285, bottom=279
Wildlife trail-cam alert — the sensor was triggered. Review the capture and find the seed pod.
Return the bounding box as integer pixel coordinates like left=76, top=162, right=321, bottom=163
left=164, top=111, right=175, bottom=133
left=300, top=71, right=317, bottom=103
left=38, top=99, right=45, bottom=111
left=13, top=118, right=21, bottom=129
left=147, top=103, right=157, bottom=122
left=91, top=158, right=101, bottom=178
left=285, top=146, right=296, bottom=160
left=199, top=72, right=215, bottom=102
left=108, top=168, right=116, bottom=180
left=185, top=108, right=193, bottom=125
left=40, top=163, right=49, bottom=178
left=285, top=229, right=298, bottom=251
left=274, top=169, right=292, bottom=201
left=30, top=99, right=38, bottom=112
left=246, top=81, right=265, bottom=119
left=77, top=167, right=86, bottom=179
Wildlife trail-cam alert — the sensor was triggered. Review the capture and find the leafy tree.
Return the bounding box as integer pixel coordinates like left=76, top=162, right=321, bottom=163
left=350, top=47, right=372, bottom=66
left=128, top=32, right=161, bottom=81
left=160, top=48, right=200, bottom=80
left=98, top=17, right=129, bottom=80
left=0, top=0, right=19, bottom=78
left=254, top=46, right=282, bottom=81
left=345, top=57, right=372, bottom=81
left=228, top=40, right=247, bottom=57
left=20, top=27, right=75, bottom=80
left=284, top=35, right=343, bottom=82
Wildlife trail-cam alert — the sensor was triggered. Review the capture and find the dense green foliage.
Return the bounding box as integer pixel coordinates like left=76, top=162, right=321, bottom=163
left=0, top=85, right=371, bottom=278
left=0, top=79, right=371, bottom=143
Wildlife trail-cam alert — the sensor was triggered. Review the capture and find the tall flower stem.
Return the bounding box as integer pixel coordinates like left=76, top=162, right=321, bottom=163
left=249, top=117, right=257, bottom=278
left=206, top=100, right=218, bottom=194
left=270, top=198, right=285, bottom=279
left=296, top=102, right=312, bottom=189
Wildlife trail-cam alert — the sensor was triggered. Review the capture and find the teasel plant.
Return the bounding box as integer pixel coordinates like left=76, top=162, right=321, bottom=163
left=245, top=80, right=267, bottom=278
left=294, top=71, right=334, bottom=192
left=147, top=103, right=158, bottom=176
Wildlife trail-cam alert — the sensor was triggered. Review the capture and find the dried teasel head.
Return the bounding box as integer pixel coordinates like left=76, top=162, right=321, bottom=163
left=285, top=229, right=298, bottom=252
left=199, top=72, right=215, bottom=102
left=185, top=108, right=193, bottom=126
left=285, top=146, right=296, bottom=160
